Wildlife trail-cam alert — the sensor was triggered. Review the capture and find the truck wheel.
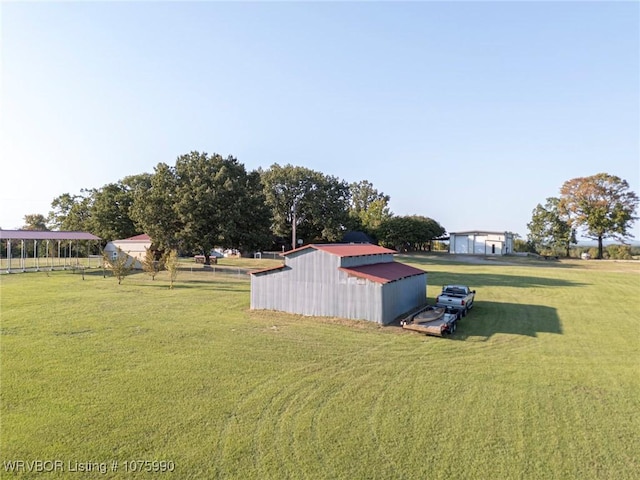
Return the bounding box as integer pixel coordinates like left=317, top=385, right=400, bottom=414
left=462, top=308, right=467, bottom=318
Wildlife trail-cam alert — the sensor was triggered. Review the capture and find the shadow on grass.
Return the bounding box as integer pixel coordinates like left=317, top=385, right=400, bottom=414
left=426, top=271, right=586, bottom=289
left=143, top=281, right=249, bottom=292
left=452, top=301, right=562, bottom=340
left=179, top=265, right=252, bottom=274
left=397, top=252, right=581, bottom=269
left=110, top=278, right=249, bottom=292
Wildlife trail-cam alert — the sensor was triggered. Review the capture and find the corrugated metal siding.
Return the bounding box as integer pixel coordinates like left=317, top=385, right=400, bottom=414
left=340, top=253, right=394, bottom=268
left=339, top=262, right=425, bottom=284
left=381, top=274, right=427, bottom=324
left=251, top=248, right=426, bottom=324
left=251, top=254, right=384, bottom=321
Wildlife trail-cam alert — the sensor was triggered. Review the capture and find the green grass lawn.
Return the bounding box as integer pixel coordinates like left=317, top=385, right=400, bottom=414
left=1, top=256, right=638, bottom=479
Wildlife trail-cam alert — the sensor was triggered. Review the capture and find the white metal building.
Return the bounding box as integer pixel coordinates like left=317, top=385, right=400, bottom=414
left=449, top=231, right=514, bottom=255
left=250, top=243, right=427, bottom=325
left=103, top=234, right=152, bottom=269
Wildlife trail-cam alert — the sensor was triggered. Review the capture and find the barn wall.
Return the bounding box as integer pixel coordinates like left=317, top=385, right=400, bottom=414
left=381, top=274, right=427, bottom=324
left=340, top=254, right=394, bottom=268
left=335, top=272, right=384, bottom=322
left=251, top=249, right=397, bottom=323
left=252, top=249, right=337, bottom=317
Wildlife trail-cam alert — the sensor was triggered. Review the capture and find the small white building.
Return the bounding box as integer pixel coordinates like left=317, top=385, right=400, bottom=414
left=449, top=231, right=514, bottom=256
left=103, top=234, right=152, bottom=269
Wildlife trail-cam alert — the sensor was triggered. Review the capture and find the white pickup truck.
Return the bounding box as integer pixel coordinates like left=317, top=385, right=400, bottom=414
left=435, top=285, right=476, bottom=317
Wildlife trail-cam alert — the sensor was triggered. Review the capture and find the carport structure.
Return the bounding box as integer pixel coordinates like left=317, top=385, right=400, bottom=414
left=0, top=230, right=101, bottom=273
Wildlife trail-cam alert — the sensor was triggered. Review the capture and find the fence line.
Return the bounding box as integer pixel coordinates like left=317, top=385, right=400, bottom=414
left=1, top=255, right=104, bottom=274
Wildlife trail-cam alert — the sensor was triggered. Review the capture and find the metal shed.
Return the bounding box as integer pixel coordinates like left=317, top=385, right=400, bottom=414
left=250, top=243, right=427, bottom=325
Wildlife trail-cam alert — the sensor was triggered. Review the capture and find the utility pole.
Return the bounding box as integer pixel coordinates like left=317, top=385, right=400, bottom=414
left=291, top=200, right=297, bottom=249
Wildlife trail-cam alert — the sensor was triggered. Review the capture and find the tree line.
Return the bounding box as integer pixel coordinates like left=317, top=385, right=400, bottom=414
left=18, top=151, right=446, bottom=262
left=15, top=157, right=637, bottom=261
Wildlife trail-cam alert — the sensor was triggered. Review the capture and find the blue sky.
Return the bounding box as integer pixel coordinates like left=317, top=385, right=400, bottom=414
left=2, top=1, right=639, bottom=241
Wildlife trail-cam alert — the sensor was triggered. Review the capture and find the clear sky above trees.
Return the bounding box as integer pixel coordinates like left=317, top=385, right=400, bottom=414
left=2, top=2, right=638, bottom=239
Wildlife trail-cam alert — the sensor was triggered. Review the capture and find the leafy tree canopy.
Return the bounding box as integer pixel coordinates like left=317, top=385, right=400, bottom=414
left=559, top=173, right=638, bottom=258
left=527, top=197, right=576, bottom=256
left=49, top=191, right=93, bottom=232
left=260, top=164, right=350, bottom=247
left=131, top=152, right=272, bottom=262
left=348, top=180, right=392, bottom=235
left=22, top=214, right=49, bottom=231
left=48, top=174, right=150, bottom=243
left=130, top=162, right=181, bottom=251
left=377, top=215, right=445, bottom=252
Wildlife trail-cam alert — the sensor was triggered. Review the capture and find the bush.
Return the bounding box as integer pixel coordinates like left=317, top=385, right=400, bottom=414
left=142, top=247, right=163, bottom=280
left=605, top=245, right=632, bottom=260
left=164, top=249, right=179, bottom=289
left=102, top=248, right=134, bottom=284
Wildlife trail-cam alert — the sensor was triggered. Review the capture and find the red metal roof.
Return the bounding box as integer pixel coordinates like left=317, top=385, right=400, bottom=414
left=123, top=234, right=151, bottom=241
left=0, top=230, right=100, bottom=241
left=339, top=262, right=426, bottom=284
left=285, top=243, right=396, bottom=257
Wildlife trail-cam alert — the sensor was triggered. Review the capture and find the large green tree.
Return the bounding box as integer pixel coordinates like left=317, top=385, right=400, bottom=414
left=222, top=170, right=273, bottom=254
left=49, top=175, right=149, bottom=243
left=49, top=191, right=93, bottom=231
left=527, top=197, right=576, bottom=256
left=559, top=173, right=639, bottom=259
left=348, top=180, right=392, bottom=235
left=87, top=183, right=138, bottom=242
left=261, top=163, right=350, bottom=247
left=22, top=214, right=49, bottom=231
left=377, top=215, right=445, bottom=252
left=130, top=163, right=181, bottom=251
left=173, top=151, right=271, bottom=259
left=131, top=152, right=272, bottom=263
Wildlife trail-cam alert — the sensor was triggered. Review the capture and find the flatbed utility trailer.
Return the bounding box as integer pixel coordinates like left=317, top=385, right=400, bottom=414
left=401, top=306, right=460, bottom=337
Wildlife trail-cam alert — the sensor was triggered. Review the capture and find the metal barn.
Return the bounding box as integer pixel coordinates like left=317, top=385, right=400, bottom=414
left=250, top=244, right=427, bottom=325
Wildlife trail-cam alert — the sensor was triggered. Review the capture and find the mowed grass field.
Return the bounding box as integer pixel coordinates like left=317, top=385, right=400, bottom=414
left=1, top=255, right=638, bottom=479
